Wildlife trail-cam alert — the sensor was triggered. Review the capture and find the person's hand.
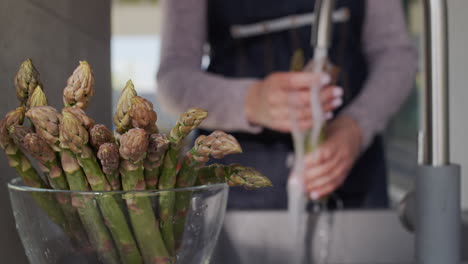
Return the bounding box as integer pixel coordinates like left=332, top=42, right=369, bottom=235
left=245, top=72, right=343, bottom=133
left=304, top=115, right=362, bottom=200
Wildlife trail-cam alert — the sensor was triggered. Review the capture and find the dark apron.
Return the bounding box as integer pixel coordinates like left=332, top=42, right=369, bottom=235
left=202, top=0, right=389, bottom=209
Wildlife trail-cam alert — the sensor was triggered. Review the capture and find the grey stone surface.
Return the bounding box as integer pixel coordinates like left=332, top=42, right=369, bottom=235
left=0, top=0, right=111, bottom=262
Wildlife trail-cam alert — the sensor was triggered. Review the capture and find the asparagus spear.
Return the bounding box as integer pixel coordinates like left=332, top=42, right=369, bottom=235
left=144, top=134, right=169, bottom=189
left=0, top=107, right=45, bottom=188
left=114, top=80, right=137, bottom=135
left=13, top=130, right=69, bottom=190
left=61, top=111, right=142, bottom=264
left=158, top=107, right=208, bottom=254
left=90, top=124, right=114, bottom=151
left=119, top=128, right=172, bottom=263
left=176, top=131, right=242, bottom=188
left=63, top=61, right=95, bottom=109
left=0, top=108, right=74, bottom=240
left=196, top=164, right=272, bottom=189
left=28, top=105, right=119, bottom=262
left=129, top=96, right=158, bottom=134
left=28, top=86, right=48, bottom=108
left=290, top=49, right=305, bottom=72
left=63, top=106, right=96, bottom=130
left=173, top=131, right=241, bottom=247
left=61, top=148, right=121, bottom=264
left=26, top=106, right=62, bottom=152
left=16, top=131, right=95, bottom=251
left=89, top=124, right=121, bottom=190
left=14, top=59, right=42, bottom=108
left=97, top=143, right=121, bottom=191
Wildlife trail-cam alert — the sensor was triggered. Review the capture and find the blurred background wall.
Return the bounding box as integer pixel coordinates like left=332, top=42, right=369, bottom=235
left=0, top=0, right=111, bottom=263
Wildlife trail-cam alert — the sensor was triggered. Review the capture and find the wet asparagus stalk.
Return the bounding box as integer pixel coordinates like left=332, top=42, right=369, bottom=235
left=158, top=107, right=208, bottom=254
left=63, top=61, right=95, bottom=109
left=196, top=164, right=273, bottom=189
left=119, top=128, right=171, bottom=264
left=14, top=59, right=42, bottom=109
left=173, top=131, right=242, bottom=247
left=144, top=134, right=169, bottom=189
left=61, top=110, right=143, bottom=264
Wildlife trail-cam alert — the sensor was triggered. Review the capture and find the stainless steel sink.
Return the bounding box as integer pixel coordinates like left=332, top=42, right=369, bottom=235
left=211, top=210, right=468, bottom=264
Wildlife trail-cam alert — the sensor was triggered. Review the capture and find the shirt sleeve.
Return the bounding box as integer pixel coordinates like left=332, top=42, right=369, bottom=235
left=339, top=0, right=418, bottom=150
left=157, top=0, right=261, bottom=133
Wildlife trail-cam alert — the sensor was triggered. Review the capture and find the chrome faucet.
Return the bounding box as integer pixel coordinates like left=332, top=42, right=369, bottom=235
left=398, top=0, right=460, bottom=263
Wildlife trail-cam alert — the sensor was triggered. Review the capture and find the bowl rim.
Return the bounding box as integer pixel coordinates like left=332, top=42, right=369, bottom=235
left=7, top=177, right=228, bottom=196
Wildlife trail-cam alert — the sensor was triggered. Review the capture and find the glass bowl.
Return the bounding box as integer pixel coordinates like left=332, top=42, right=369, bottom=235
left=8, top=178, right=228, bottom=264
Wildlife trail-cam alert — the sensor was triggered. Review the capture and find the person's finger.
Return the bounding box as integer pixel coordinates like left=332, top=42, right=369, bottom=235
left=269, top=105, right=291, bottom=122
left=305, top=151, right=341, bottom=185
left=323, top=97, right=343, bottom=112
left=304, top=141, right=337, bottom=167
left=286, top=72, right=331, bottom=90
left=274, top=120, right=292, bottom=133
left=289, top=90, right=310, bottom=106
left=307, top=159, right=351, bottom=198
left=310, top=182, right=339, bottom=200
left=293, top=106, right=312, bottom=122
left=298, top=119, right=313, bottom=131
left=321, top=86, right=343, bottom=110
left=320, top=86, right=343, bottom=103
left=306, top=161, right=343, bottom=192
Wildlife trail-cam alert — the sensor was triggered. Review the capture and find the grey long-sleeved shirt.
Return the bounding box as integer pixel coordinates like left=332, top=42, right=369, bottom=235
left=157, top=0, right=417, bottom=150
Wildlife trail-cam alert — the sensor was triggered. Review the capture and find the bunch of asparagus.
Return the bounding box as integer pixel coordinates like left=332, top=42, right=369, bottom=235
left=1, top=59, right=272, bottom=264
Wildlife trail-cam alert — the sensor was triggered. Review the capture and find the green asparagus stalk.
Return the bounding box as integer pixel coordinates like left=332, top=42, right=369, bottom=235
left=26, top=106, right=62, bottom=152
left=158, top=107, right=208, bottom=254
left=119, top=128, right=172, bottom=263
left=16, top=130, right=95, bottom=251
left=176, top=131, right=242, bottom=188
left=14, top=130, right=69, bottom=190
left=28, top=105, right=123, bottom=263
left=63, top=61, right=95, bottom=109
left=114, top=80, right=137, bottom=135
left=196, top=163, right=273, bottom=189
left=61, top=111, right=143, bottom=264
left=25, top=107, right=115, bottom=255
left=0, top=108, right=45, bottom=188
left=14, top=59, right=42, bottom=108
left=61, top=148, right=120, bottom=264
left=0, top=108, right=74, bottom=241
left=290, top=49, right=305, bottom=72
left=144, top=134, right=169, bottom=189
left=97, top=143, right=121, bottom=191
left=173, top=131, right=241, bottom=247
left=89, top=124, right=121, bottom=190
